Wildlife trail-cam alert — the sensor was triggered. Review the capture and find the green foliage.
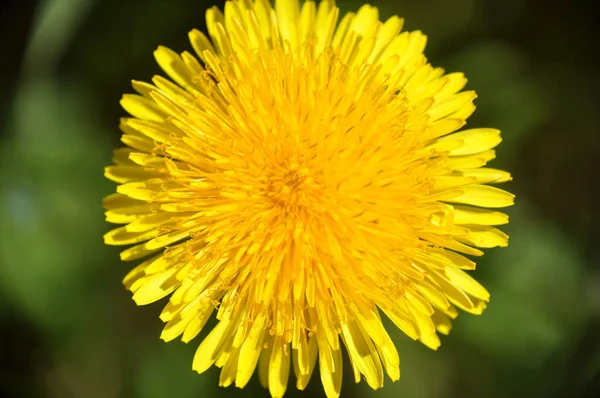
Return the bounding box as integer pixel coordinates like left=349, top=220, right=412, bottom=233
left=1, top=0, right=597, bottom=397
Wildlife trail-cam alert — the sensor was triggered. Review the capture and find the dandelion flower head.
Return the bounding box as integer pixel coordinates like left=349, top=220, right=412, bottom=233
left=104, top=0, right=514, bottom=397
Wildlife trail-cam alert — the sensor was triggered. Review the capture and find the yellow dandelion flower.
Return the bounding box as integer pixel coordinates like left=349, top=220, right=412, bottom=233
left=104, top=0, right=514, bottom=396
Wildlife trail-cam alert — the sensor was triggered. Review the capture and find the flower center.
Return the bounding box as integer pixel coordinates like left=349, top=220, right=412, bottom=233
left=284, top=170, right=306, bottom=191
left=264, top=166, right=321, bottom=215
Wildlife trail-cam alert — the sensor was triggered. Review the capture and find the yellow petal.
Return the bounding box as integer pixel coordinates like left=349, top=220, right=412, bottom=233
left=406, top=298, right=440, bottom=350
left=374, top=331, right=400, bottom=381
left=456, top=225, right=509, bottom=248
left=276, top=0, right=300, bottom=50
left=448, top=185, right=515, bottom=208
left=340, top=320, right=383, bottom=390
left=144, top=229, right=195, bottom=251
left=458, top=168, right=512, bottom=184
left=120, top=94, right=165, bottom=122
left=188, top=28, right=217, bottom=64
left=236, top=329, right=266, bottom=388
left=293, top=335, right=318, bottom=390
left=369, top=15, right=403, bottom=64
left=104, top=226, right=158, bottom=246
left=122, top=255, right=158, bottom=289
left=444, top=266, right=490, bottom=301
left=445, top=150, right=496, bottom=169
left=258, top=339, right=272, bottom=388
left=103, top=193, right=143, bottom=210
left=219, top=346, right=241, bottom=387
left=193, top=317, right=232, bottom=374
left=268, top=337, right=291, bottom=398
left=314, top=0, right=339, bottom=55
left=132, top=268, right=179, bottom=305
left=439, top=128, right=502, bottom=156
left=415, top=281, right=450, bottom=311
left=434, top=72, right=467, bottom=100
left=104, top=165, right=165, bottom=184
left=152, top=74, right=196, bottom=102
left=319, top=344, right=343, bottom=398
left=380, top=306, right=419, bottom=341
left=160, top=313, right=192, bottom=342
left=431, top=310, right=452, bottom=335
left=298, top=1, right=317, bottom=44
left=428, top=271, right=474, bottom=310
left=119, top=242, right=160, bottom=261
left=452, top=206, right=509, bottom=225
left=131, top=80, right=156, bottom=99
left=428, top=91, right=476, bottom=122
left=182, top=306, right=214, bottom=343
left=331, top=12, right=354, bottom=49
left=154, top=45, right=194, bottom=89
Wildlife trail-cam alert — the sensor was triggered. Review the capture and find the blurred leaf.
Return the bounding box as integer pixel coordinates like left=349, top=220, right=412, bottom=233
left=24, top=0, right=93, bottom=76
left=456, top=205, right=590, bottom=367
left=0, top=1, right=597, bottom=398
left=0, top=80, right=113, bottom=338
left=134, top=341, right=213, bottom=398
left=445, top=42, right=554, bottom=157
left=342, top=0, right=478, bottom=53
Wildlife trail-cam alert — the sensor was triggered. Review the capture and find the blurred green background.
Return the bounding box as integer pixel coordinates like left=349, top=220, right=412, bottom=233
left=1, top=0, right=599, bottom=397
